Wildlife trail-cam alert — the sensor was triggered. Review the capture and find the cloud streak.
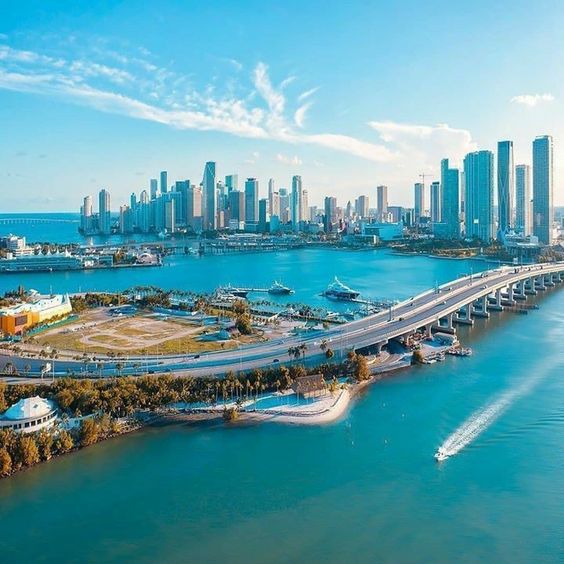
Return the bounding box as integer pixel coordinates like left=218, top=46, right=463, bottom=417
left=510, top=93, right=555, bottom=107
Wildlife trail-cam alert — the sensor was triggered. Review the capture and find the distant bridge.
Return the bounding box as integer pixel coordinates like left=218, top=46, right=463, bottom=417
left=0, top=218, right=79, bottom=225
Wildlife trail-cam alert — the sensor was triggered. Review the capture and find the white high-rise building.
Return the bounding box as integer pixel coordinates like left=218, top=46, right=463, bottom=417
left=515, top=164, right=531, bottom=236
left=291, top=175, right=302, bottom=231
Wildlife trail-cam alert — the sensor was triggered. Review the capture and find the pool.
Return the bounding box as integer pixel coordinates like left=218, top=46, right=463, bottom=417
left=248, top=393, right=317, bottom=410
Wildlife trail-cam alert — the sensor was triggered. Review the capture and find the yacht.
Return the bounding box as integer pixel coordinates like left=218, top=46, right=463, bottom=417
left=268, top=281, right=293, bottom=295
left=322, top=277, right=360, bottom=301
left=434, top=447, right=449, bottom=462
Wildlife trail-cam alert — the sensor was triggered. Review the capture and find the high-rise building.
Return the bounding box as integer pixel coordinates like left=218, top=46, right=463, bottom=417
left=376, top=185, right=388, bottom=221
left=301, top=189, right=309, bottom=221
left=150, top=179, right=158, bottom=200
left=160, top=171, right=168, bottom=194
left=515, top=164, right=531, bottom=236
left=355, top=195, right=370, bottom=218
left=81, top=195, right=93, bottom=232
left=324, top=196, right=337, bottom=233
left=225, top=174, right=238, bottom=193
left=244, top=178, right=259, bottom=224
left=532, top=135, right=554, bottom=245
left=388, top=206, right=403, bottom=224
left=440, top=159, right=460, bottom=238
left=202, top=161, right=216, bottom=231
left=138, top=190, right=150, bottom=233
left=98, top=188, right=111, bottom=235
left=258, top=198, right=268, bottom=232
left=414, top=182, right=425, bottom=222
left=279, top=188, right=290, bottom=223
left=228, top=190, right=245, bottom=224
left=430, top=181, right=441, bottom=223
left=164, top=197, right=175, bottom=233
left=291, top=175, right=302, bottom=231
left=497, top=140, right=514, bottom=237
left=464, top=150, right=494, bottom=241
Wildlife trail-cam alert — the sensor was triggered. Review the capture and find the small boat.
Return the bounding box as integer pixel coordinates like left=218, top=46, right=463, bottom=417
left=434, top=447, right=448, bottom=462
left=322, top=277, right=360, bottom=301
left=219, top=284, right=248, bottom=298
left=268, top=281, right=293, bottom=295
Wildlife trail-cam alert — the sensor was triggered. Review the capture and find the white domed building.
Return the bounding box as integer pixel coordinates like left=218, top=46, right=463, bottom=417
left=0, top=396, right=58, bottom=433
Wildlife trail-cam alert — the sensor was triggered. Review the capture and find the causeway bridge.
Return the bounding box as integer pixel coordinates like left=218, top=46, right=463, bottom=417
left=2, top=262, right=564, bottom=378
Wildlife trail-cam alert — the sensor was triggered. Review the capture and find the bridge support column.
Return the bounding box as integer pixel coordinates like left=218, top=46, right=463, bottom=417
left=489, top=288, right=504, bottom=311
left=524, top=277, right=537, bottom=295
left=545, top=274, right=555, bottom=287
left=513, top=280, right=527, bottom=300
left=454, top=303, right=474, bottom=326
left=535, top=275, right=546, bottom=291
left=472, top=296, right=490, bottom=318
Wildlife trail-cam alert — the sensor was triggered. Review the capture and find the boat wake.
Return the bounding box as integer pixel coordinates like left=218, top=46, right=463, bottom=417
left=435, top=362, right=557, bottom=461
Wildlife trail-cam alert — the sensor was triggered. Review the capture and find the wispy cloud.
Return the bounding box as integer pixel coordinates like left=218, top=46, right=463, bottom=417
left=276, top=153, right=302, bottom=166
left=0, top=42, right=398, bottom=163
left=510, top=93, right=555, bottom=107
left=298, top=87, right=319, bottom=102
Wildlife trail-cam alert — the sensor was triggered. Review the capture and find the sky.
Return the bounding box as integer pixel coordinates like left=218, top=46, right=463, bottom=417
left=1, top=0, right=564, bottom=212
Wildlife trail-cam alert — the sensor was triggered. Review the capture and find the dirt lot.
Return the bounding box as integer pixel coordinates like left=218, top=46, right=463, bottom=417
left=32, top=309, right=260, bottom=355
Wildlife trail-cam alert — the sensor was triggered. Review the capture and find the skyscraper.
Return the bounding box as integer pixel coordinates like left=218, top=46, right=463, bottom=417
left=225, top=174, right=238, bottom=193
left=356, top=195, right=370, bottom=218
left=497, top=140, right=514, bottom=237
left=279, top=188, right=290, bottom=223
left=160, top=171, right=168, bottom=194
left=430, top=181, right=441, bottom=223
left=98, top=188, right=111, bottom=235
left=291, top=175, right=302, bottom=231
left=81, top=195, right=93, bottom=232
left=464, top=150, right=494, bottom=241
left=138, top=190, right=150, bottom=233
left=515, top=164, right=531, bottom=236
left=202, top=161, right=216, bottom=231
left=376, top=185, right=388, bottom=221
left=150, top=179, right=158, bottom=200
left=258, top=198, right=268, bottom=232
left=301, top=189, right=309, bottom=221
left=532, top=135, right=554, bottom=245
left=244, top=178, right=259, bottom=224
left=440, top=158, right=460, bottom=238
left=414, top=182, right=425, bottom=222
left=324, top=196, right=337, bottom=233
left=228, top=190, right=245, bottom=224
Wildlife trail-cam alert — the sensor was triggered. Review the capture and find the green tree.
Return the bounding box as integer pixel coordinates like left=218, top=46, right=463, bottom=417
left=16, top=435, right=40, bottom=467
left=36, top=429, right=54, bottom=461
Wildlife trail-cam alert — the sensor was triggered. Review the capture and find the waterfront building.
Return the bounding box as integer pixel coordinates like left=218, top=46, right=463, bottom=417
left=244, top=178, right=259, bottom=225
left=301, top=189, right=309, bottom=222
left=259, top=198, right=268, bottom=232
left=388, top=206, right=403, bottom=223
left=98, top=188, right=111, bottom=235
left=515, top=164, right=532, bottom=236
left=0, top=293, right=72, bottom=336
left=269, top=181, right=280, bottom=219
left=150, top=178, right=158, bottom=200
left=440, top=158, right=460, bottom=238
left=430, top=181, right=441, bottom=223
left=160, top=170, right=168, bottom=194
left=186, top=184, right=203, bottom=231
left=414, top=182, right=425, bottom=222
left=356, top=195, right=370, bottom=218
left=81, top=195, right=93, bottom=233
left=138, top=190, right=150, bottom=233
left=0, top=397, right=58, bottom=433
left=464, top=150, right=494, bottom=241
left=228, top=190, right=245, bottom=224
left=324, top=196, right=337, bottom=233
left=119, top=205, right=134, bottom=234
left=497, top=140, right=514, bottom=237
left=202, top=161, right=217, bottom=231
left=532, top=135, right=554, bottom=245
left=376, top=185, right=388, bottom=222
left=278, top=188, right=290, bottom=223
left=164, top=197, right=176, bottom=233
left=291, top=175, right=302, bottom=231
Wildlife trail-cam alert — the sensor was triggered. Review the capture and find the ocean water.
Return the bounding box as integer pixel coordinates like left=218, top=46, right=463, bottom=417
left=0, top=218, right=563, bottom=563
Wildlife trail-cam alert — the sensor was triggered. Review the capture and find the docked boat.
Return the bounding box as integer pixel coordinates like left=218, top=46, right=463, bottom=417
left=219, top=284, right=248, bottom=298
left=434, top=447, right=448, bottom=462
left=268, top=281, right=293, bottom=295
left=322, top=277, right=360, bottom=301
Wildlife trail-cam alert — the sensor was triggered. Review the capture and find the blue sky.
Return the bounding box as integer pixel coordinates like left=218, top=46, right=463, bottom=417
left=1, top=0, right=563, bottom=211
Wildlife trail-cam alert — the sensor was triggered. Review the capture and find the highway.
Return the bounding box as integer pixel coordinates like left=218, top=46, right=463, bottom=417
left=2, top=262, right=563, bottom=378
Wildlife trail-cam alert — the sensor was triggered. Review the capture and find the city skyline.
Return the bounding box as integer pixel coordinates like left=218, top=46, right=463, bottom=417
left=2, top=1, right=564, bottom=211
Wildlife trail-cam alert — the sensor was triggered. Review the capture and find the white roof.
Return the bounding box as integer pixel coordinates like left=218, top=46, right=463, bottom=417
left=3, top=396, right=55, bottom=420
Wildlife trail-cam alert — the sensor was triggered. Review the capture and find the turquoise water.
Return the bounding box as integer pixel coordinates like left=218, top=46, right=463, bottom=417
left=0, top=221, right=563, bottom=562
